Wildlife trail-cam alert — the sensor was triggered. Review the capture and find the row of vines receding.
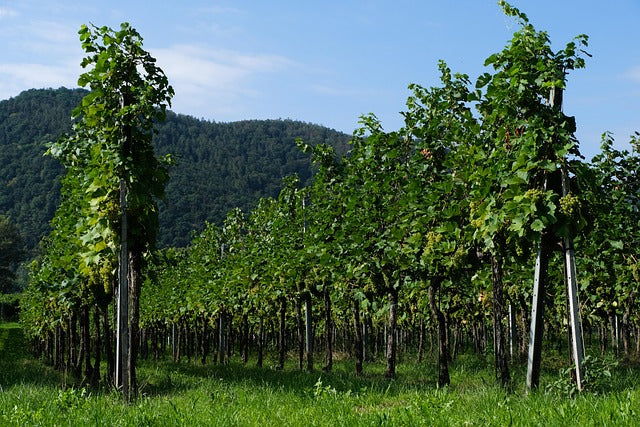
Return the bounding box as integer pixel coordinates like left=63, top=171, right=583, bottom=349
left=20, top=2, right=640, bottom=396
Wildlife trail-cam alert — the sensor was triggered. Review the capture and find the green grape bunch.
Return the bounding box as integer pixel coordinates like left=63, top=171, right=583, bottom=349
left=424, top=231, right=444, bottom=256
left=559, top=194, right=581, bottom=217
left=524, top=188, right=544, bottom=204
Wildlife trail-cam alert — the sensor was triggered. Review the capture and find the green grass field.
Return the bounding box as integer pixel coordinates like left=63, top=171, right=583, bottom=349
left=1, top=323, right=639, bottom=426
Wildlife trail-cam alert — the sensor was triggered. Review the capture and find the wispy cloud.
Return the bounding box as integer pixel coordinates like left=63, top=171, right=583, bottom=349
left=15, top=20, right=80, bottom=58
left=29, top=20, right=77, bottom=43
left=0, top=62, right=80, bottom=100
left=197, top=6, right=243, bottom=16
left=311, top=84, right=347, bottom=96
left=625, top=66, right=640, bottom=83
left=0, top=16, right=83, bottom=100
left=152, top=44, right=295, bottom=118
left=0, top=7, right=17, bottom=18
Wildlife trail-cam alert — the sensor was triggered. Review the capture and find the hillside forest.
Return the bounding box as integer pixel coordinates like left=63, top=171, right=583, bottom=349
left=0, top=88, right=349, bottom=283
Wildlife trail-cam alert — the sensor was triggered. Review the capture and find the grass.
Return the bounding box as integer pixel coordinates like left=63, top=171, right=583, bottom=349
left=1, top=322, right=639, bottom=426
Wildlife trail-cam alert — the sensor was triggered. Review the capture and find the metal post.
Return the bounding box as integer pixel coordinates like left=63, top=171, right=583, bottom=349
left=362, top=313, right=367, bottom=362
left=302, top=197, right=314, bottom=370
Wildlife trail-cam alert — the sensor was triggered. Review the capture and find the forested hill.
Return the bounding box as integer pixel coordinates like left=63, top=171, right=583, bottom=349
left=0, top=87, right=350, bottom=251
left=153, top=114, right=350, bottom=247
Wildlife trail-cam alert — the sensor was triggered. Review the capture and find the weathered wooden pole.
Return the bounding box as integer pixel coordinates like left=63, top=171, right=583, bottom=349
left=526, top=86, right=585, bottom=391
left=301, top=198, right=314, bottom=371
left=219, top=243, right=226, bottom=364
left=116, top=178, right=129, bottom=398
left=508, top=302, right=517, bottom=359
left=561, top=164, right=585, bottom=390
left=304, top=294, right=313, bottom=371
left=526, top=232, right=549, bottom=390
left=553, top=84, right=585, bottom=390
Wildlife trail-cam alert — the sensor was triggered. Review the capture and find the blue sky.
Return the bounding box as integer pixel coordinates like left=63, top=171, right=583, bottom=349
left=0, top=1, right=638, bottom=159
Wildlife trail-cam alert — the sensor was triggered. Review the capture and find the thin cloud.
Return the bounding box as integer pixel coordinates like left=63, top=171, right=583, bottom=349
left=625, top=66, right=640, bottom=83
left=152, top=44, right=295, bottom=118
left=28, top=20, right=77, bottom=43
left=0, top=18, right=83, bottom=99
left=0, top=7, right=17, bottom=18
left=14, top=20, right=79, bottom=57
left=197, top=6, right=243, bottom=16
left=0, top=62, right=80, bottom=100
left=310, top=83, right=376, bottom=98
left=311, top=84, right=346, bottom=96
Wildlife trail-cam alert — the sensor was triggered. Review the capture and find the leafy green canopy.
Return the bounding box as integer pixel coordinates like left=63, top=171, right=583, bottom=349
left=470, top=1, right=590, bottom=254
left=47, top=23, right=174, bottom=273
left=0, top=214, right=26, bottom=293
left=23, top=23, right=174, bottom=340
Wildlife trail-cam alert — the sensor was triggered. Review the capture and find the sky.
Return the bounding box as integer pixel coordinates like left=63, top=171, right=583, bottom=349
left=0, top=1, right=638, bottom=159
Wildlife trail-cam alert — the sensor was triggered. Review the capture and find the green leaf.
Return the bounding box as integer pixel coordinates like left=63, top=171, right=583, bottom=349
left=531, top=219, right=545, bottom=232
left=476, top=72, right=492, bottom=88
left=609, top=240, right=623, bottom=250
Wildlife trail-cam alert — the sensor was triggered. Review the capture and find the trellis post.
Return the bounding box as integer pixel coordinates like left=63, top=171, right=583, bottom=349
left=116, top=178, right=129, bottom=398
left=526, top=86, right=584, bottom=391
left=561, top=164, right=585, bottom=390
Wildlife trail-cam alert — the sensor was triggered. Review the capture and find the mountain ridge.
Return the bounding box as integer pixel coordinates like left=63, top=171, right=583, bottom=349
left=0, top=87, right=350, bottom=251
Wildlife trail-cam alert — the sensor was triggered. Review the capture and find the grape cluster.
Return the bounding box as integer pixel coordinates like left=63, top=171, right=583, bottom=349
left=87, top=262, right=113, bottom=297
left=515, top=241, right=524, bottom=257
left=451, top=247, right=467, bottom=267
left=424, top=231, right=443, bottom=255
left=559, top=194, right=580, bottom=217
left=469, top=200, right=478, bottom=217
left=100, top=262, right=114, bottom=295
left=524, top=188, right=544, bottom=204
left=471, top=218, right=485, bottom=229
left=630, top=261, right=640, bottom=282
left=103, top=199, right=120, bottom=224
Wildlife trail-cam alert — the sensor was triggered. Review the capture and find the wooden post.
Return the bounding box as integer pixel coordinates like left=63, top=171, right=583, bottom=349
left=526, top=86, right=585, bottom=391
left=305, top=293, right=313, bottom=371
left=218, top=312, right=225, bottom=364
left=219, top=243, right=226, bottom=364
left=116, top=178, right=129, bottom=397
left=509, top=302, right=516, bottom=359
left=526, top=235, right=549, bottom=390
left=561, top=164, right=585, bottom=390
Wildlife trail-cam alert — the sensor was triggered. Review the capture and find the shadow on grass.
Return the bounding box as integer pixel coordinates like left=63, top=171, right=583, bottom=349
left=6, top=323, right=636, bottom=399
left=0, top=323, right=62, bottom=388
left=137, top=352, right=450, bottom=399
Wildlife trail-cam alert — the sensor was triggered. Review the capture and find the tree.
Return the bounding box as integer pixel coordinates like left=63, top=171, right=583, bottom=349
left=580, top=133, right=640, bottom=359
left=402, top=62, right=479, bottom=387
left=468, top=1, right=589, bottom=388
left=48, top=22, right=173, bottom=400
left=0, top=214, right=25, bottom=293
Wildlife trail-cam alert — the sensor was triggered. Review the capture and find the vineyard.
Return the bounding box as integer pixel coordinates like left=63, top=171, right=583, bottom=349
left=9, top=1, right=640, bottom=419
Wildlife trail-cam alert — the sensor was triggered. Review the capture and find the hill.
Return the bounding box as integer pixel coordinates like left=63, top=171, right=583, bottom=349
left=0, top=88, right=350, bottom=251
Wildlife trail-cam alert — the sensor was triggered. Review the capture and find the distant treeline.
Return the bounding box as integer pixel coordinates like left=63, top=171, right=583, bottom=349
left=0, top=87, right=350, bottom=252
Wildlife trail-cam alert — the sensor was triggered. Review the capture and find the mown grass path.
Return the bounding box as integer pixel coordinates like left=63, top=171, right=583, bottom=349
left=1, top=322, right=640, bottom=426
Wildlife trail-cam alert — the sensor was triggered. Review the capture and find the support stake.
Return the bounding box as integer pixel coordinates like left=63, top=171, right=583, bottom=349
left=561, top=165, right=585, bottom=390
left=116, top=178, right=129, bottom=397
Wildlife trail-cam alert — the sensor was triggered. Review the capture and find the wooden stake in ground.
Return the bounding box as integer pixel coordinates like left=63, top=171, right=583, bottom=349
left=526, top=86, right=585, bottom=391
left=116, top=178, right=129, bottom=399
